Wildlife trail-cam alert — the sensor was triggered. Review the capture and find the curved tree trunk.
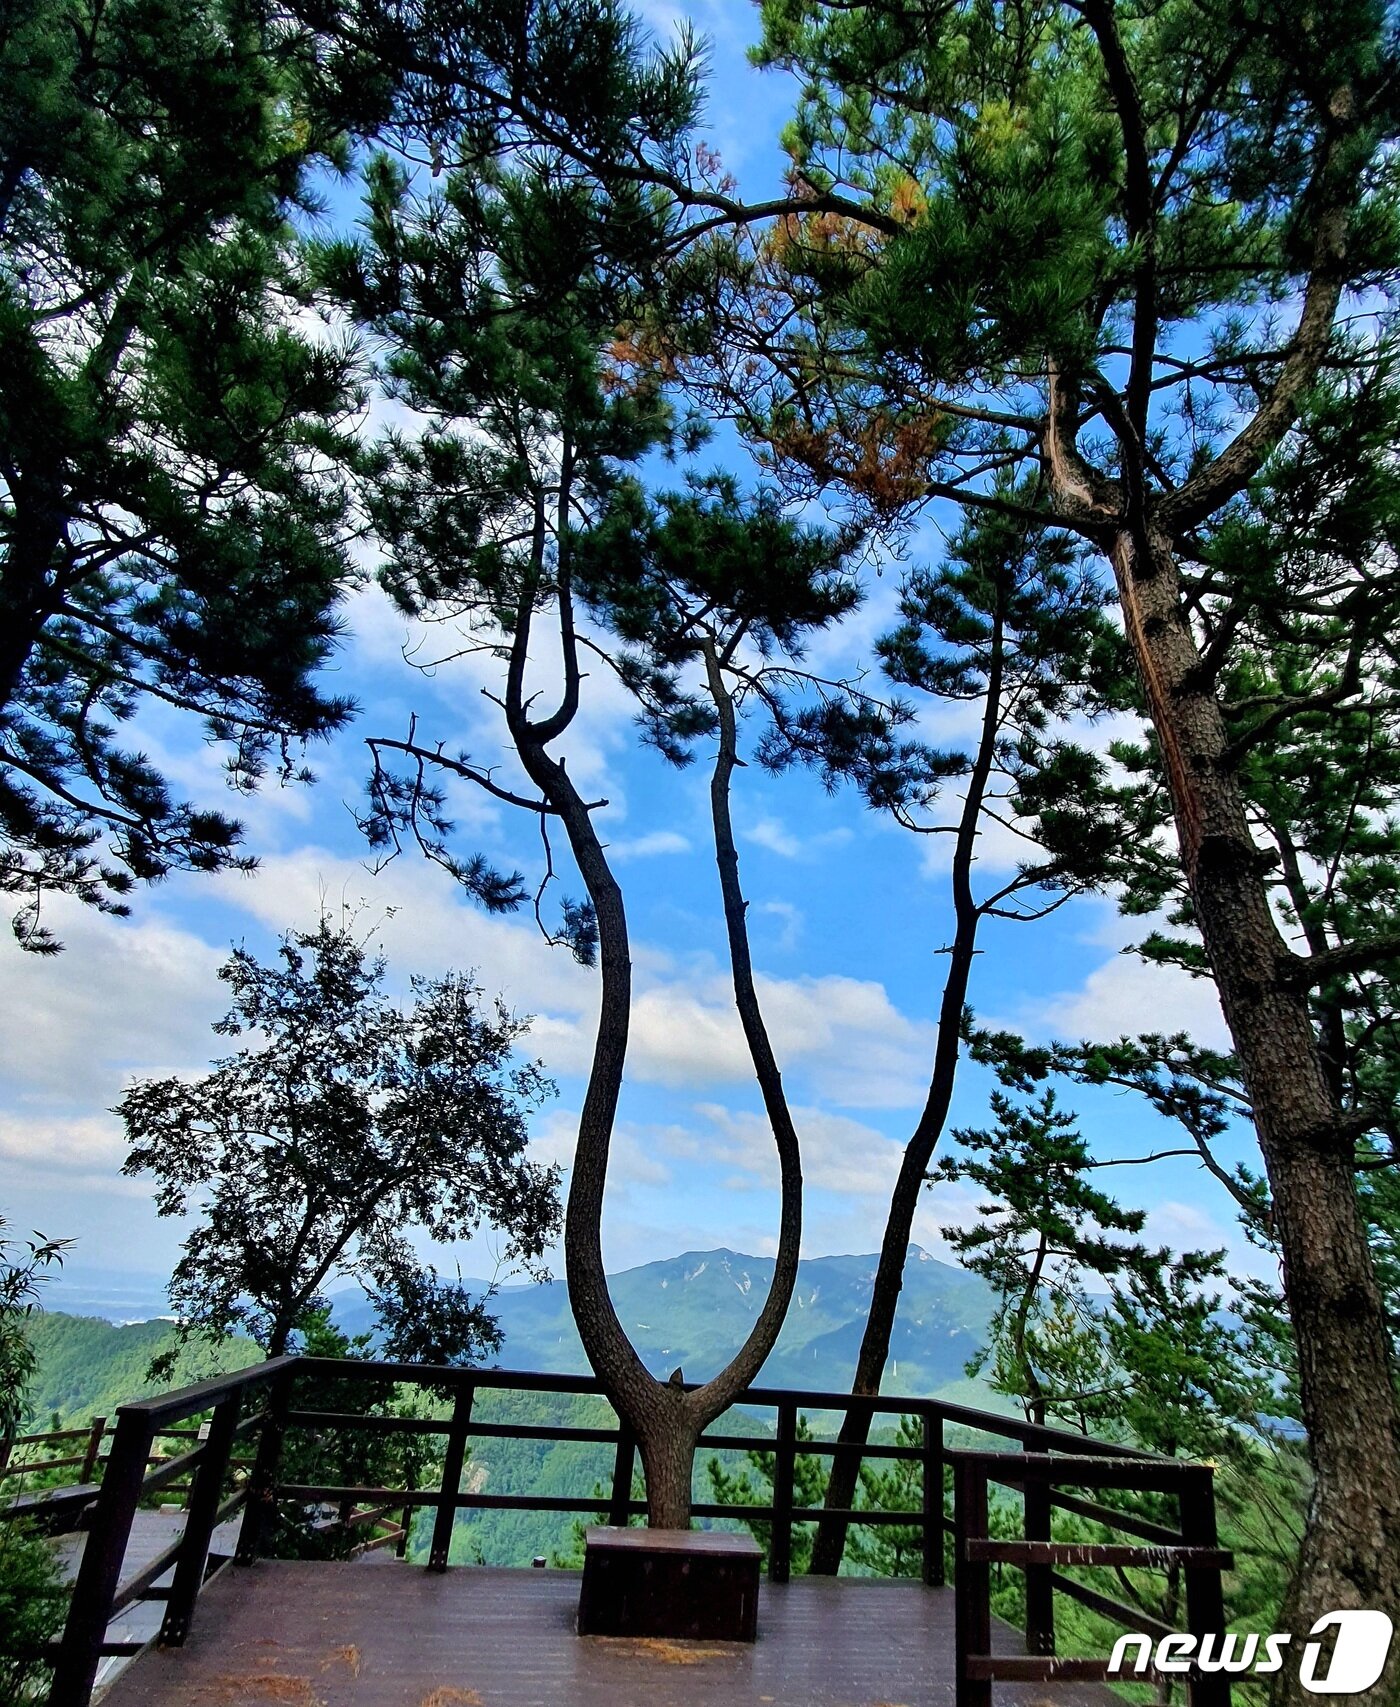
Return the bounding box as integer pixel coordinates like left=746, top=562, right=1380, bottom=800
left=1106, top=523, right=1400, bottom=1705
left=505, top=594, right=803, bottom=1528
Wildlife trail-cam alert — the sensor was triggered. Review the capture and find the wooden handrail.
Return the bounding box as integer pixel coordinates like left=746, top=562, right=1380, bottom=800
left=952, top=1453, right=1230, bottom=1707
left=46, top=1362, right=285, bottom=1706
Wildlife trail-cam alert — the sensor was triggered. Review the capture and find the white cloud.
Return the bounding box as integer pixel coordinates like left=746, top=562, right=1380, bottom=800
left=0, top=902, right=224, bottom=1105
left=756, top=899, right=802, bottom=950
left=1023, top=951, right=1231, bottom=1050
left=530, top=1107, right=672, bottom=1188
left=745, top=814, right=803, bottom=858
left=0, top=1113, right=131, bottom=1176
left=912, top=1176, right=991, bottom=1257
left=686, top=1102, right=905, bottom=1198
left=755, top=972, right=938, bottom=1108
left=743, top=814, right=854, bottom=862
left=1144, top=1198, right=1234, bottom=1254
left=608, top=830, right=691, bottom=861
left=213, top=847, right=941, bottom=1106
left=0, top=832, right=948, bottom=1195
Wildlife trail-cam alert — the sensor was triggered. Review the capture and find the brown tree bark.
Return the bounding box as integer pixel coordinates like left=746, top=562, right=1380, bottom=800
left=501, top=560, right=804, bottom=1527
left=1100, top=521, right=1400, bottom=1704
left=1025, top=24, right=1400, bottom=1685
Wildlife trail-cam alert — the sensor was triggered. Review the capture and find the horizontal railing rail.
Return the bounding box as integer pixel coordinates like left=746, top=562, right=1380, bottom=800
left=951, top=1450, right=1231, bottom=1707
left=41, top=1355, right=1229, bottom=1707
left=1, top=1413, right=256, bottom=1540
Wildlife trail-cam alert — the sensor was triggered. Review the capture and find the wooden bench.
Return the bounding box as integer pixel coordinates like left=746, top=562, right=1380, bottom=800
left=577, top=1525, right=762, bottom=1642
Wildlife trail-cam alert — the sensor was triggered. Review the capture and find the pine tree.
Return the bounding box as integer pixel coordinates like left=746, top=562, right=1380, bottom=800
left=932, top=1088, right=1147, bottom=1426
left=0, top=2, right=403, bottom=949
left=790, top=492, right=1155, bottom=1571
left=697, top=3, right=1400, bottom=1678
left=317, top=98, right=874, bottom=1521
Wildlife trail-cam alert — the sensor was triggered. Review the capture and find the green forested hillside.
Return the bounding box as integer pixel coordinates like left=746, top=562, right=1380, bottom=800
left=20, top=1314, right=260, bottom=1429
left=432, top=1390, right=766, bottom=1567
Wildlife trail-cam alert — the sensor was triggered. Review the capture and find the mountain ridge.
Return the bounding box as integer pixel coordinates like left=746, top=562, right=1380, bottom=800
left=38, top=1243, right=998, bottom=1404
left=333, top=1242, right=996, bottom=1398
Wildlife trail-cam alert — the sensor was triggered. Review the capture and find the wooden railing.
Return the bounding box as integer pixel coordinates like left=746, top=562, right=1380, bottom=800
left=952, top=1449, right=1231, bottom=1707
left=34, top=1357, right=1233, bottom=1707
left=42, top=1358, right=292, bottom=1706
left=0, top=1418, right=110, bottom=1487
left=0, top=1416, right=254, bottom=1530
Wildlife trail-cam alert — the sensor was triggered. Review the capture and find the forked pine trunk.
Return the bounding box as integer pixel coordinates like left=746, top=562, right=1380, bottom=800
left=1110, top=523, right=1400, bottom=1706
left=506, top=605, right=803, bottom=1539
left=635, top=1390, right=701, bottom=1529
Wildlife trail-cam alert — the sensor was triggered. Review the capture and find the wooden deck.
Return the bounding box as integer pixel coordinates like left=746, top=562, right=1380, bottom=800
left=98, top=1562, right=1117, bottom=1707
left=57, top=1511, right=246, bottom=1697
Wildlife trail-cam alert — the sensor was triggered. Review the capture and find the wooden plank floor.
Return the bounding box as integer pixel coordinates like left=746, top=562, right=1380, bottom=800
left=99, top=1562, right=1117, bottom=1707
left=57, top=1511, right=245, bottom=1696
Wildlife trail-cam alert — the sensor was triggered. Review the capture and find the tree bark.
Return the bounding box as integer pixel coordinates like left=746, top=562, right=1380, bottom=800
left=1106, top=522, right=1400, bottom=1705
left=635, top=1389, right=701, bottom=1528
left=503, top=596, right=803, bottom=1528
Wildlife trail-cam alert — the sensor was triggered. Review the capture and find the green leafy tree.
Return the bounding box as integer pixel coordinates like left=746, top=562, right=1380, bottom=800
left=266, top=1309, right=443, bottom=1561
left=0, top=1523, right=68, bottom=1705
left=552, top=1467, right=647, bottom=1568
left=0, top=1, right=405, bottom=951
left=844, top=1413, right=931, bottom=1580
left=118, top=918, right=560, bottom=1365
left=0, top=1219, right=71, bottom=1705
left=931, top=1060, right=1297, bottom=1674
left=706, top=1412, right=943, bottom=1582
left=0, top=1221, right=68, bottom=1458
left=933, top=1088, right=1147, bottom=1426
left=706, top=1413, right=830, bottom=1574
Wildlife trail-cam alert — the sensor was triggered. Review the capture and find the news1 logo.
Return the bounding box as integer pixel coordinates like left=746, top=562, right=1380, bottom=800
left=1109, top=1610, right=1394, bottom=1694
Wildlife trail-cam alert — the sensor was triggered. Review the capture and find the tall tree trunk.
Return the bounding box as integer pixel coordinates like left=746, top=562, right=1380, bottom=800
left=1109, top=523, right=1400, bottom=1705
left=503, top=605, right=804, bottom=1529
left=809, top=603, right=1005, bottom=1573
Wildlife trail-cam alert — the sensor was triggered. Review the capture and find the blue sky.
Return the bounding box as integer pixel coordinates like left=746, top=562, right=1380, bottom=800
left=0, top=0, right=1269, bottom=1312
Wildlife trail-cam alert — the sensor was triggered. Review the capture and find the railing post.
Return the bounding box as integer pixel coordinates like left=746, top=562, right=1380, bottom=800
left=922, top=1408, right=945, bottom=1588
left=770, top=1400, right=798, bottom=1585
left=1181, top=1465, right=1231, bottom=1707
left=159, top=1395, right=241, bottom=1646
left=1023, top=1465, right=1055, bottom=1656
left=953, top=1459, right=992, bottom=1707
left=78, top=1417, right=107, bottom=1485
left=607, top=1420, right=636, bottom=1527
left=234, top=1365, right=294, bottom=1567
left=47, top=1408, right=155, bottom=1707
left=429, top=1377, right=474, bottom=1572
left=397, top=1461, right=417, bottom=1559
